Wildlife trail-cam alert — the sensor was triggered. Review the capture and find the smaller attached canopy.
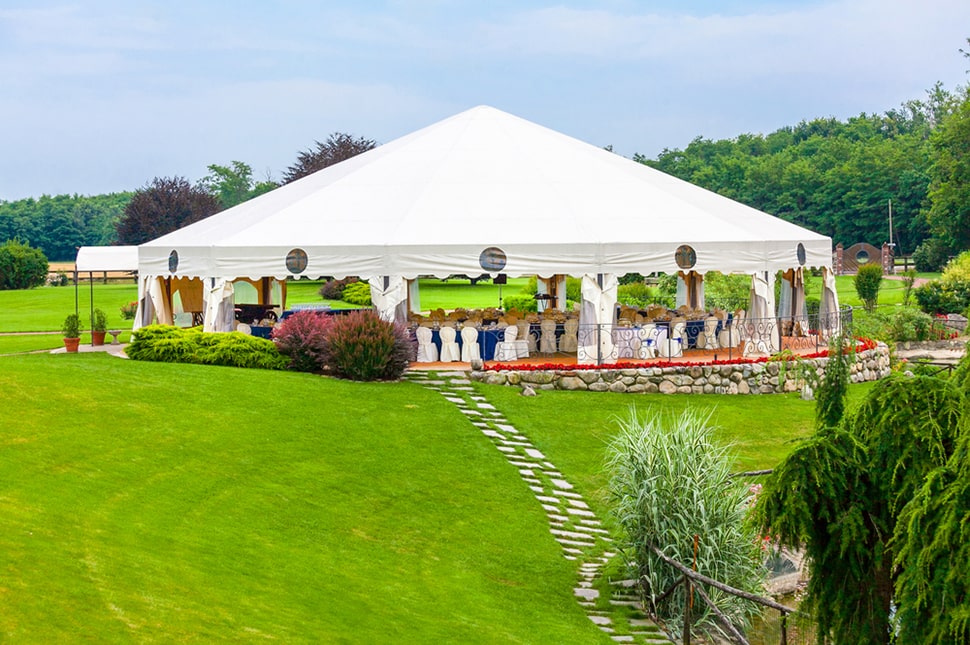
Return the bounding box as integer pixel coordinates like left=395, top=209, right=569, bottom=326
left=75, top=246, right=138, bottom=272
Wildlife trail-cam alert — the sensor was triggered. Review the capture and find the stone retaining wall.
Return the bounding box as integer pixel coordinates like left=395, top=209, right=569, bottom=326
left=895, top=337, right=967, bottom=352
left=470, top=344, right=892, bottom=395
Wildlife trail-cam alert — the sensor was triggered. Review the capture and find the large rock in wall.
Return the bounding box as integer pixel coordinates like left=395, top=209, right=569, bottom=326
left=469, top=344, right=892, bottom=395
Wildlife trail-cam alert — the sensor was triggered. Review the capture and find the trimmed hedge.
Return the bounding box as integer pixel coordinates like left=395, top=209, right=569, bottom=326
left=126, top=325, right=289, bottom=370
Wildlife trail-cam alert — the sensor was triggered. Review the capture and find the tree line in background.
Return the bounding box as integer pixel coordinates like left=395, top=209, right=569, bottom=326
left=636, top=78, right=970, bottom=270
left=0, top=133, right=377, bottom=260
left=1, top=53, right=967, bottom=265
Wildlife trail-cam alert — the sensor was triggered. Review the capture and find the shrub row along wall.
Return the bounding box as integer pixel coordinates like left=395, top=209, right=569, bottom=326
left=470, top=344, right=891, bottom=395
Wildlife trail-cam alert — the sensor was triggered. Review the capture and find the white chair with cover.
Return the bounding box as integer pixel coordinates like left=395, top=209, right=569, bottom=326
left=439, top=325, right=461, bottom=362
left=415, top=326, right=439, bottom=363
left=696, top=316, right=720, bottom=350
left=637, top=323, right=657, bottom=359
left=559, top=318, right=579, bottom=353
left=514, top=321, right=531, bottom=358
left=654, top=325, right=668, bottom=355
left=718, top=309, right=741, bottom=349
left=660, top=320, right=685, bottom=358
left=494, top=325, right=520, bottom=362
left=460, top=326, right=480, bottom=362
left=539, top=319, right=557, bottom=354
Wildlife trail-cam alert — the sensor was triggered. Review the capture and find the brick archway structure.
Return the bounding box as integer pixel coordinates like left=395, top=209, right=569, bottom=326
left=833, top=242, right=894, bottom=275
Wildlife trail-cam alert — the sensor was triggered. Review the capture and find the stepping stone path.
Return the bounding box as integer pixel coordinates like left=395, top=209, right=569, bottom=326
left=406, top=371, right=673, bottom=644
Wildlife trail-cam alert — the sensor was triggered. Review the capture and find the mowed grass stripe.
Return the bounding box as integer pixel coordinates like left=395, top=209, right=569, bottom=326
left=0, top=354, right=606, bottom=643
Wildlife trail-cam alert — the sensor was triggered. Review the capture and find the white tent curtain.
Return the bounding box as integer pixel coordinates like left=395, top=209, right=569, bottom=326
left=536, top=278, right=550, bottom=312
left=555, top=275, right=567, bottom=310
left=676, top=271, right=705, bottom=310
left=133, top=275, right=154, bottom=331
left=818, top=266, right=841, bottom=337
left=141, top=276, right=174, bottom=327
left=369, top=275, right=408, bottom=324
left=749, top=272, right=779, bottom=352
left=579, top=273, right=618, bottom=364
left=203, top=278, right=236, bottom=332
left=407, top=279, right=421, bottom=314
left=778, top=268, right=808, bottom=330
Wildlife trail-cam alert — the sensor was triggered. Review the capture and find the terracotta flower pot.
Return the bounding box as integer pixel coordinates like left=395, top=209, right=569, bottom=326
left=91, top=331, right=106, bottom=346
left=64, top=337, right=81, bottom=353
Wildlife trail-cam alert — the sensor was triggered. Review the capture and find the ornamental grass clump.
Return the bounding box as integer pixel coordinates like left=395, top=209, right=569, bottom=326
left=323, top=310, right=414, bottom=381
left=271, top=311, right=333, bottom=372
left=607, top=407, right=765, bottom=641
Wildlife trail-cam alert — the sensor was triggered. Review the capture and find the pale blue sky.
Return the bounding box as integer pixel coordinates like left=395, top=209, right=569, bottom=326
left=2, top=1, right=968, bottom=200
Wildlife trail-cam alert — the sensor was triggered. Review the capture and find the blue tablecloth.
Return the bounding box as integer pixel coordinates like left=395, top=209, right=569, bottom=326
left=427, top=328, right=504, bottom=361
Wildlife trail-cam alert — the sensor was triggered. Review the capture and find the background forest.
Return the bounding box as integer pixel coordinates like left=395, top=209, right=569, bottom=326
left=2, top=80, right=968, bottom=268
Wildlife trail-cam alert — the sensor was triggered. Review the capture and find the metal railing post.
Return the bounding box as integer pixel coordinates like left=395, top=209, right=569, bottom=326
left=596, top=323, right=602, bottom=366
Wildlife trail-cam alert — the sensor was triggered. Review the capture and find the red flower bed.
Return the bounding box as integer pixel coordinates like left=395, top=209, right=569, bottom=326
left=483, top=337, right=878, bottom=372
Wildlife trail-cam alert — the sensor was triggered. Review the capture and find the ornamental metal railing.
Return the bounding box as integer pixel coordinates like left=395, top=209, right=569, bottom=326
left=484, top=306, right=853, bottom=366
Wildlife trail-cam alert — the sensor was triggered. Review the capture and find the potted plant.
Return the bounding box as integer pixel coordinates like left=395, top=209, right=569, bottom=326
left=62, top=313, right=82, bottom=353
left=91, top=308, right=108, bottom=346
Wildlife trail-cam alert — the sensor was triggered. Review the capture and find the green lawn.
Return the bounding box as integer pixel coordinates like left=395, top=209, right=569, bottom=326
left=473, top=382, right=874, bottom=521
left=0, top=354, right=605, bottom=643
left=416, top=277, right=532, bottom=311
left=0, top=272, right=932, bottom=333
left=0, top=284, right=137, bottom=333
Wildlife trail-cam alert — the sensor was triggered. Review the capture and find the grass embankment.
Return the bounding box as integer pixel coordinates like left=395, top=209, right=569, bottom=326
left=474, top=382, right=874, bottom=521
left=0, top=354, right=604, bottom=643
left=1, top=348, right=875, bottom=640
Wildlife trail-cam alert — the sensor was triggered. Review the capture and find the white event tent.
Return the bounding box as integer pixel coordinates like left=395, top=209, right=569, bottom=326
left=134, top=105, right=838, bottom=358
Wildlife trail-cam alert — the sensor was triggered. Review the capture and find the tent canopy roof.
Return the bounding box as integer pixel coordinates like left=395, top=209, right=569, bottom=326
left=139, top=105, right=832, bottom=280
left=76, top=245, right=139, bottom=272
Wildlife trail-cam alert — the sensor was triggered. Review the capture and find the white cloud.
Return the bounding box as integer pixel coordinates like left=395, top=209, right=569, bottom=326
left=2, top=0, right=969, bottom=199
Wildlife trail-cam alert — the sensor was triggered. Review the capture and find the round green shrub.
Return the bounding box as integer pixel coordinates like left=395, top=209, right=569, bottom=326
left=854, top=263, right=883, bottom=312
left=914, top=280, right=970, bottom=315
left=941, top=250, right=970, bottom=284
left=340, top=281, right=373, bottom=306
left=0, top=239, right=49, bottom=290
left=852, top=307, right=954, bottom=343
left=502, top=293, right=537, bottom=312
left=912, top=238, right=952, bottom=272
left=318, top=277, right=357, bottom=301
left=617, top=282, right=655, bottom=308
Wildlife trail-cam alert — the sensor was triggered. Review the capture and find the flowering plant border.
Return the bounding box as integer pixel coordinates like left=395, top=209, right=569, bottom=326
left=483, top=337, right=877, bottom=372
